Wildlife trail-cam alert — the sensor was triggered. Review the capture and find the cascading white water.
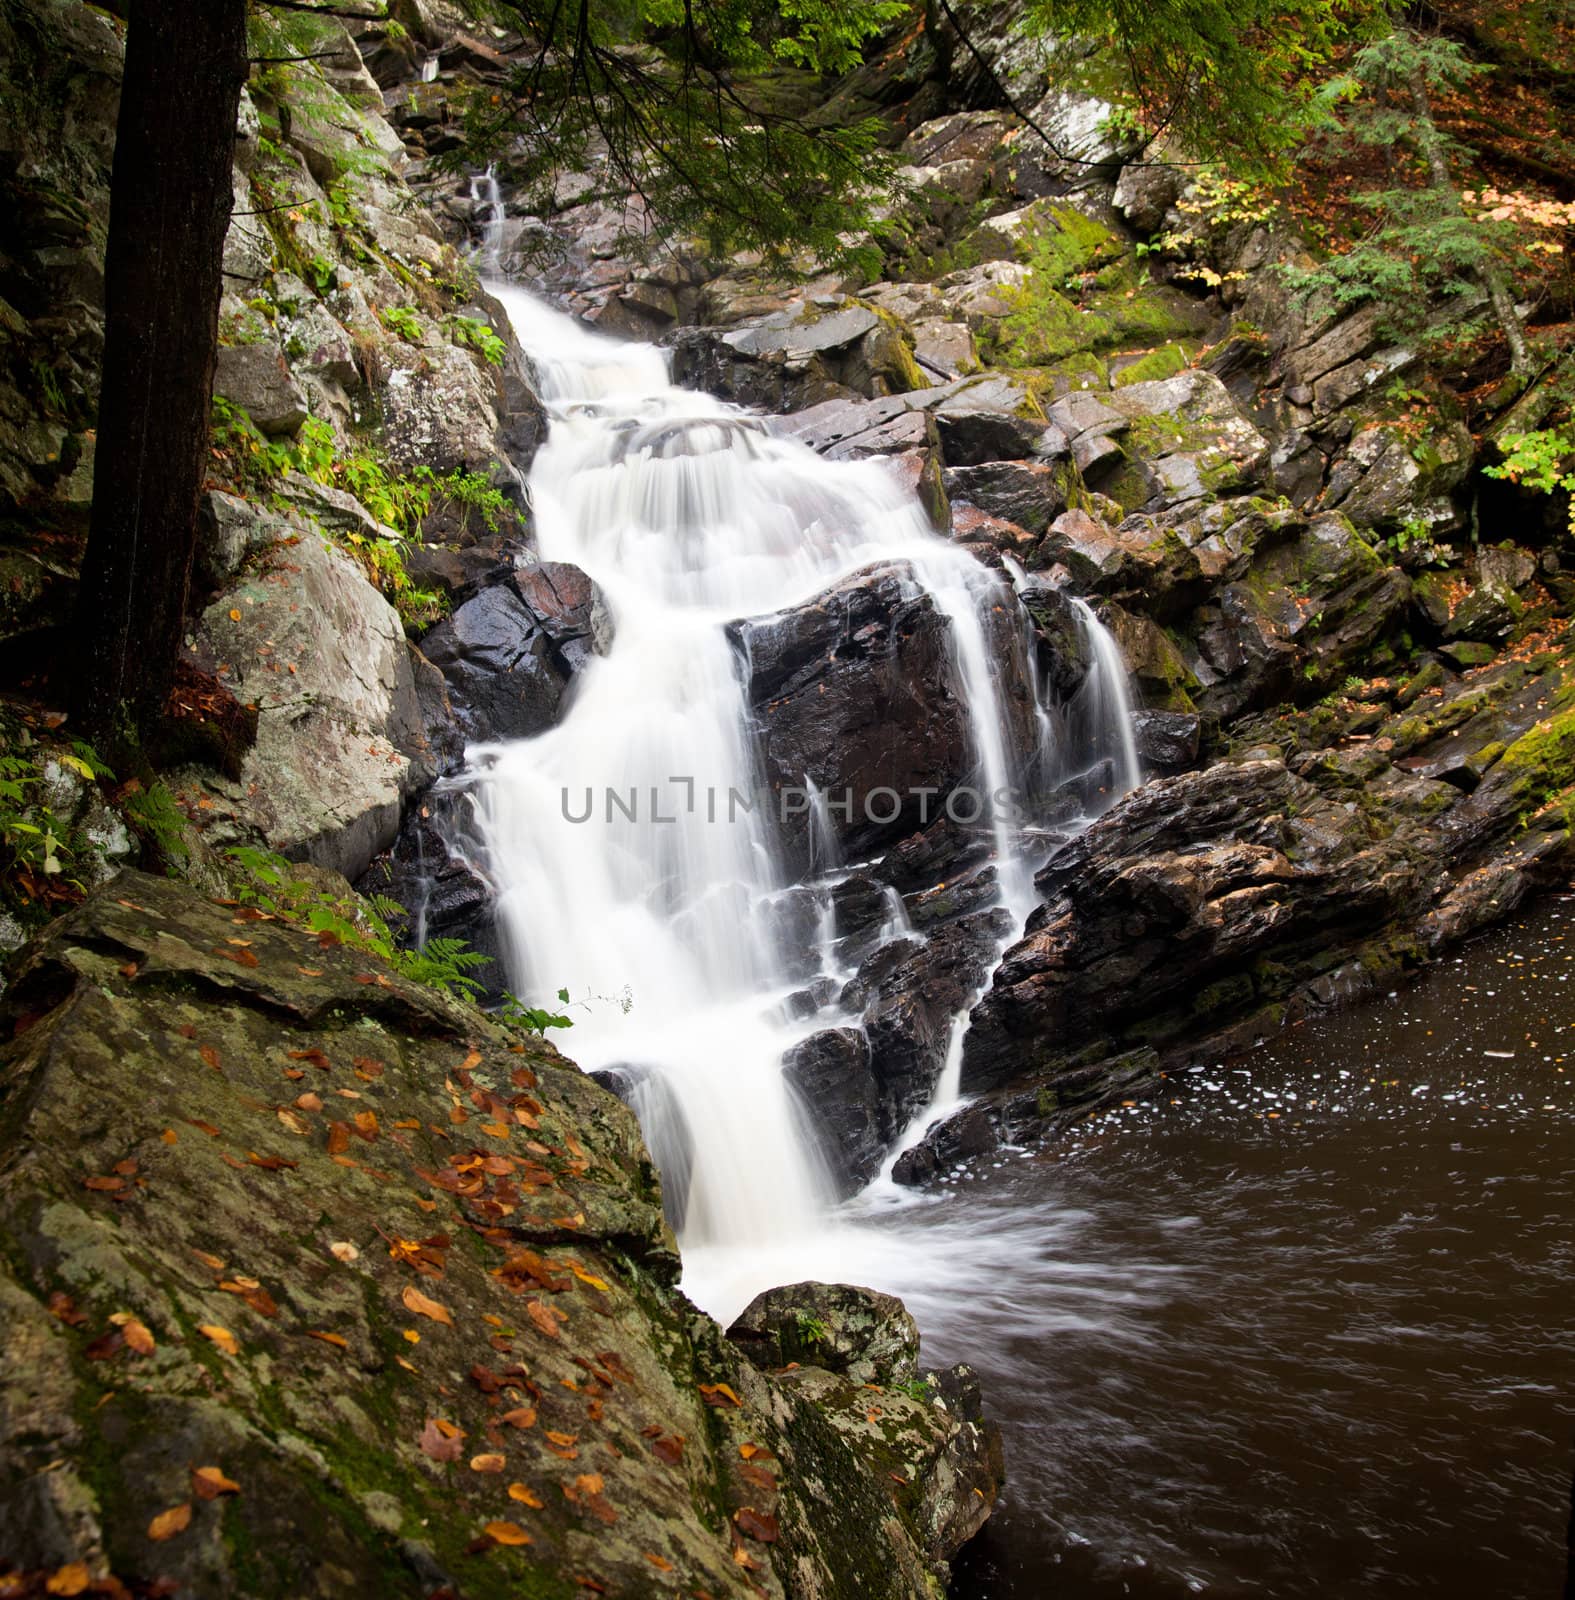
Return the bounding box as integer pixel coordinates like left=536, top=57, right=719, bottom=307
left=462, top=217, right=1142, bottom=1317
left=1068, top=596, right=1144, bottom=805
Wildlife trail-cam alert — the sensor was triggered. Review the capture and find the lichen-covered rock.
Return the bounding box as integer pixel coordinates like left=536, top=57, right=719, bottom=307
left=180, top=534, right=445, bottom=880
left=0, top=875, right=999, bottom=1599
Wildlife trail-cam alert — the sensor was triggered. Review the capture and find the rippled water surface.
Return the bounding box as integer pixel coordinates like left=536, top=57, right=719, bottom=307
left=882, top=898, right=1575, bottom=1598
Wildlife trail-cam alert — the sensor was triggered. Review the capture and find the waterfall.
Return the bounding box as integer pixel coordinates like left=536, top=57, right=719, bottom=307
left=460, top=265, right=1142, bottom=1318
left=420, top=52, right=440, bottom=82
left=1068, top=596, right=1144, bottom=805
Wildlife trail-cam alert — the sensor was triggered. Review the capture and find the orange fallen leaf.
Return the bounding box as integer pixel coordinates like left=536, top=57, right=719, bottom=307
left=198, top=1044, right=221, bottom=1070
left=307, top=1330, right=349, bottom=1350
left=470, top=1452, right=506, bottom=1473
left=501, top=1405, right=537, bottom=1429
left=122, top=1318, right=155, bottom=1356
left=484, top=1520, right=532, bottom=1547
left=568, top=1263, right=610, bottom=1292
left=191, top=1249, right=226, bottom=1271
left=644, top=1552, right=674, bottom=1572
left=160, top=1128, right=179, bottom=1145
left=147, top=1502, right=192, bottom=1541
left=401, top=1285, right=453, bottom=1326
left=44, top=1563, right=91, bottom=1596
left=82, top=1175, right=123, bottom=1192
left=699, top=1383, right=741, bottom=1408
left=507, top=1483, right=544, bottom=1507
left=198, top=1324, right=238, bottom=1356
left=191, top=1466, right=241, bottom=1501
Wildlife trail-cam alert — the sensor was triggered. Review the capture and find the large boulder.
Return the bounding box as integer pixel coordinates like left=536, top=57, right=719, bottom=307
left=214, top=342, right=308, bottom=436
left=669, top=298, right=925, bottom=413
left=420, top=560, right=608, bottom=745
left=182, top=532, right=446, bottom=880
left=0, top=874, right=999, bottom=1600
left=730, top=562, right=1033, bottom=868
left=960, top=760, right=1417, bottom=1093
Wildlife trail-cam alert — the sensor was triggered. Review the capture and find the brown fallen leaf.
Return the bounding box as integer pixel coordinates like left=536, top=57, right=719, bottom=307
left=198, top=1324, right=238, bottom=1356
left=191, top=1249, right=226, bottom=1271
left=484, top=1520, right=532, bottom=1547
left=199, top=1045, right=222, bottom=1071
left=501, top=1406, right=537, bottom=1430
left=352, top=1110, right=378, bottom=1142
left=699, top=1382, right=741, bottom=1408
left=651, top=1434, right=684, bottom=1465
left=326, top=1121, right=351, bottom=1155
left=288, top=1048, right=333, bottom=1070
left=82, top=1175, right=124, bottom=1192
left=276, top=1108, right=311, bottom=1136
left=419, top=1418, right=465, bottom=1462
left=401, top=1285, right=453, bottom=1326
left=191, top=1466, right=241, bottom=1501
left=44, top=1563, right=91, bottom=1596
left=643, top=1553, right=674, bottom=1573
left=469, top=1453, right=506, bottom=1474
left=544, top=1430, right=578, bottom=1460
left=734, top=1506, right=779, bottom=1544
left=306, top=1330, right=349, bottom=1350
left=507, top=1483, right=544, bottom=1507
left=147, top=1502, right=193, bottom=1541
left=329, top=1241, right=359, bottom=1263
left=525, top=1300, right=562, bottom=1341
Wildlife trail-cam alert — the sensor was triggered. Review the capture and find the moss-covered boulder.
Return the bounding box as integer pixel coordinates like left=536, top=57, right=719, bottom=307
left=0, top=875, right=999, bottom=1598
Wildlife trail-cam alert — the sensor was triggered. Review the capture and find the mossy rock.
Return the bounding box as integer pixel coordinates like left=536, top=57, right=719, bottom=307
left=0, top=875, right=999, bottom=1599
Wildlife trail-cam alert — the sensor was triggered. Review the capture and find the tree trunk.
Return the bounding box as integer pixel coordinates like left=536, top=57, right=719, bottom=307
left=70, top=0, right=249, bottom=744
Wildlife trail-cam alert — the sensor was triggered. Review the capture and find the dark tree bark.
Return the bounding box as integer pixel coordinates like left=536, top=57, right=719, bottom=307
left=70, top=0, right=249, bottom=744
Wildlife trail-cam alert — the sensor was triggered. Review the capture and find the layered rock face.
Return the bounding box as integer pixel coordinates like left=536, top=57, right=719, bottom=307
left=0, top=875, right=1000, bottom=1598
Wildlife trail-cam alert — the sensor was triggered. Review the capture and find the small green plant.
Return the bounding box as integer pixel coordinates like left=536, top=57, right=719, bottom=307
left=448, top=314, right=506, bottom=367
left=437, top=469, right=511, bottom=534
left=500, top=989, right=575, bottom=1034
left=794, top=1310, right=831, bottom=1346
left=380, top=305, right=424, bottom=343
left=228, top=847, right=492, bottom=998
left=305, top=252, right=339, bottom=293
left=1485, top=429, right=1575, bottom=532
left=892, top=1375, right=936, bottom=1402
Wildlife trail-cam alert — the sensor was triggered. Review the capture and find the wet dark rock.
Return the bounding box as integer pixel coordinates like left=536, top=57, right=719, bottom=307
left=892, top=1046, right=1161, bottom=1185
left=933, top=407, right=1062, bottom=466
left=1132, top=709, right=1202, bottom=772
left=357, top=784, right=505, bottom=997
left=782, top=1028, right=883, bottom=1196
left=961, top=760, right=1412, bottom=1093
left=419, top=560, right=607, bottom=742
left=419, top=585, right=566, bottom=743
left=1018, top=581, right=1092, bottom=697
left=943, top=459, right=1065, bottom=534
left=732, top=563, right=982, bottom=869
left=843, top=911, right=1009, bottom=1137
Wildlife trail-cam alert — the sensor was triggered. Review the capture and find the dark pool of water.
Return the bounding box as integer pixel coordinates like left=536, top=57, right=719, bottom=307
left=909, top=897, right=1575, bottom=1598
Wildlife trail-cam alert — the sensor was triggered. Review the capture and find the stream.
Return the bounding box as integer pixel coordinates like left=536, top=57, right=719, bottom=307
left=896, top=896, right=1575, bottom=1598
